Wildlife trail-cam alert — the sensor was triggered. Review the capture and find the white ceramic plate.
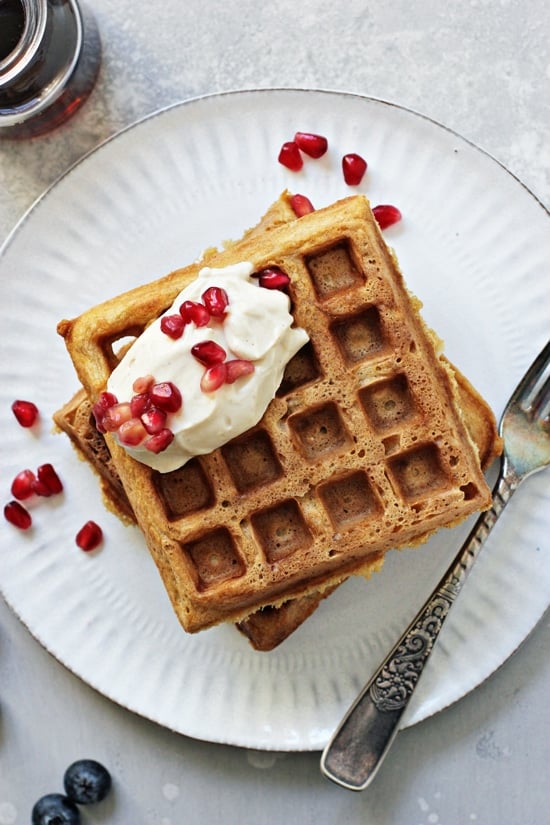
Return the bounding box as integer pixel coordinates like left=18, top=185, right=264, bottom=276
left=0, top=90, right=548, bottom=751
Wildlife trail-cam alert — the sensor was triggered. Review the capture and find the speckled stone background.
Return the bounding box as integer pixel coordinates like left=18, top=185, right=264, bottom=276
left=0, top=1, right=549, bottom=823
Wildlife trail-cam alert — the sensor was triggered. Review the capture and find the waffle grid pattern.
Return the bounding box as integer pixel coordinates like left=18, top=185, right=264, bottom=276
left=59, top=197, right=491, bottom=631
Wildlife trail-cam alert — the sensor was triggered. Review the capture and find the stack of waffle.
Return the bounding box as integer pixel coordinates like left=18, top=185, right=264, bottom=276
left=55, top=193, right=501, bottom=648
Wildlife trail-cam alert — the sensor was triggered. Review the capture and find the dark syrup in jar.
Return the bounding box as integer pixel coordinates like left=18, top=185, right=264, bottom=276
left=0, top=0, right=101, bottom=138
left=0, top=0, right=25, bottom=61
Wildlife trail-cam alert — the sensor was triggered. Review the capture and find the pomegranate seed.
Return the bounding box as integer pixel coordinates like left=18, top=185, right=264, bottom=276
left=32, top=477, right=54, bottom=497
left=11, top=469, right=36, bottom=500
left=141, top=407, right=167, bottom=434
left=36, top=463, right=63, bottom=495
left=4, top=500, right=32, bottom=530
left=132, top=375, right=155, bottom=394
left=202, top=286, right=229, bottom=318
left=201, top=363, right=227, bottom=392
left=144, top=428, right=174, bottom=454
left=373, top=204, right=402, bottom=230
left=278, top=141, right=303, bottom=171
left=290, top=193, right=315, bottom=217
left=294, top=131, right=328, bottom=158
left=342, top=153, right=367, bottom=185
left=102, top=402, right=133, bottom=432
left=150, top=382, right=182, bottom=413
left=191, top=340, right=227, bottom=367
left=130, top=391, right=153, bottom=417
left=254, top=267, right=291, bottom=290
left=225, top=359, right=255, bottom=384
left=180, top=300, right=210, bottom=327
left=12, top=399, right=39, bottom=427
left=160, top=313, right=186, bottom=339
left=118, top=418, right=148, bottom=446
left=92, top=392, right=118, bottom=433
left=76, top=520, right=103, bottom=552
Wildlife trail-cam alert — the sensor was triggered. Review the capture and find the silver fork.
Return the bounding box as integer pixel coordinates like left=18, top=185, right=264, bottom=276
left=321, top=339, right=550, bottom=791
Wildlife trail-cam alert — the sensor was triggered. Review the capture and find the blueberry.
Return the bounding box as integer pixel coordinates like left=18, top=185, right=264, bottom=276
left=31, top=793, right=80, bottom=825
left=63, top=758, right=112, bottom=804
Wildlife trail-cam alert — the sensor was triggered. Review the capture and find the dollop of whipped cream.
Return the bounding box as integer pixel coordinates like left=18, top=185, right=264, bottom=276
left=107, top=262, right=309, bottom=472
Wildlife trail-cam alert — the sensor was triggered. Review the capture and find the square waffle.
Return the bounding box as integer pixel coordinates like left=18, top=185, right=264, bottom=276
left=54, top=354, right=500, bottom=650
left=58, top=195, right=494, bottom=633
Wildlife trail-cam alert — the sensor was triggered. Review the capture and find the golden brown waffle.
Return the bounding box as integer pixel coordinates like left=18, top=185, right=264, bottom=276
left=54, top=359, right=500, bottom=649
left=239, top=365, right=501, bottom=648
left=54, top=194, right=501, bottom=649
left=54, top=389, right=135, bottom=523
left=58, top=195, right=495, bottom=633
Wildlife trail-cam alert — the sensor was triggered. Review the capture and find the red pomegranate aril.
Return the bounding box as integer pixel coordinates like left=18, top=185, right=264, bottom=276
left=255, top=267, right=291, bottom=290
left=342, top=153, right=368, bottom=185
left=160, top=313, right=186, bottom=339
left=12, top=399, right=39, bottom=428
left=144, top=428, right=174, bottom=454
left=92, top=392, right=118, bottom=433
left=278, top=141, right=303, bottom=171
left=94, top=391, right=118, bottom=411
left=76, top=520, right=103, bottom=552
left=373, top=204, right=402, bottom=230
left=150, top=381, right=182, bottom=413
left=4, top=500, right=32, bottom=530
left=102, top=402, right=133, bottom=432
left=225, top=359, right=255, bottom=384
left=290, top=193, right=315, bottom=217
left=37, top=463, right=63, bottom=495
left=294, top=131, right=328, bottom=158
left=141, top=407, right=167, bottom=435
left=132, top=375, right=155, bottom=394
left=31, top=477, right=53, bottom=496
left=130, top=391, right=153, bottom=417
left=11, top=469, right=36, bottom=500
left=191, top=340, right=227, bottom=367
left=202, top=286, right=229, bottom=318
left=201, top=363, right=227, bottom=392
left=132, top=375, right=155, bottom=395
left=180, top=300, right=210, bottom=327
left=118, top=417, right=148, bottom=446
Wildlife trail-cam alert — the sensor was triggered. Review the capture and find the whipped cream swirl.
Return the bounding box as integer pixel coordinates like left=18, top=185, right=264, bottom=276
left=107, top=262, right=309, bottom=472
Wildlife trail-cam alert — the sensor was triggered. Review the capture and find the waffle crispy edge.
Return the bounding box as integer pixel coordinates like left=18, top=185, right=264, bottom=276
left=54, top=356, right=501, bottom=649
left=57, top=196, right=495, bottom=633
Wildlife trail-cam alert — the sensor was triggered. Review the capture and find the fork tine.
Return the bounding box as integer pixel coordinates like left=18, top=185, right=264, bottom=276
left=536, top=377, right=550, bottom=424
left=510, top=340, right=550, bottom=412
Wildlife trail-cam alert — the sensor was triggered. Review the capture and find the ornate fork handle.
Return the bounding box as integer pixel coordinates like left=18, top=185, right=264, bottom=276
left=321, top=469, right=516, bottom=791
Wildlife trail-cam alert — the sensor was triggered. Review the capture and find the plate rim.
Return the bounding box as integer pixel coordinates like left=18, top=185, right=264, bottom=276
left=2, top=87, right=548, bottom=261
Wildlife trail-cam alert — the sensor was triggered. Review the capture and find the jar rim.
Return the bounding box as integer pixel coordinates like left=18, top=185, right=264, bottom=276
left=0, top=0, right=48, bottom=86
left=0, top=0, right=87, bottom=127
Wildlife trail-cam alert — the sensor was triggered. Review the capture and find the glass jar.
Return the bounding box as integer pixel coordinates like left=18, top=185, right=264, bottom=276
left=0, top=0, right=101, bottom=139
